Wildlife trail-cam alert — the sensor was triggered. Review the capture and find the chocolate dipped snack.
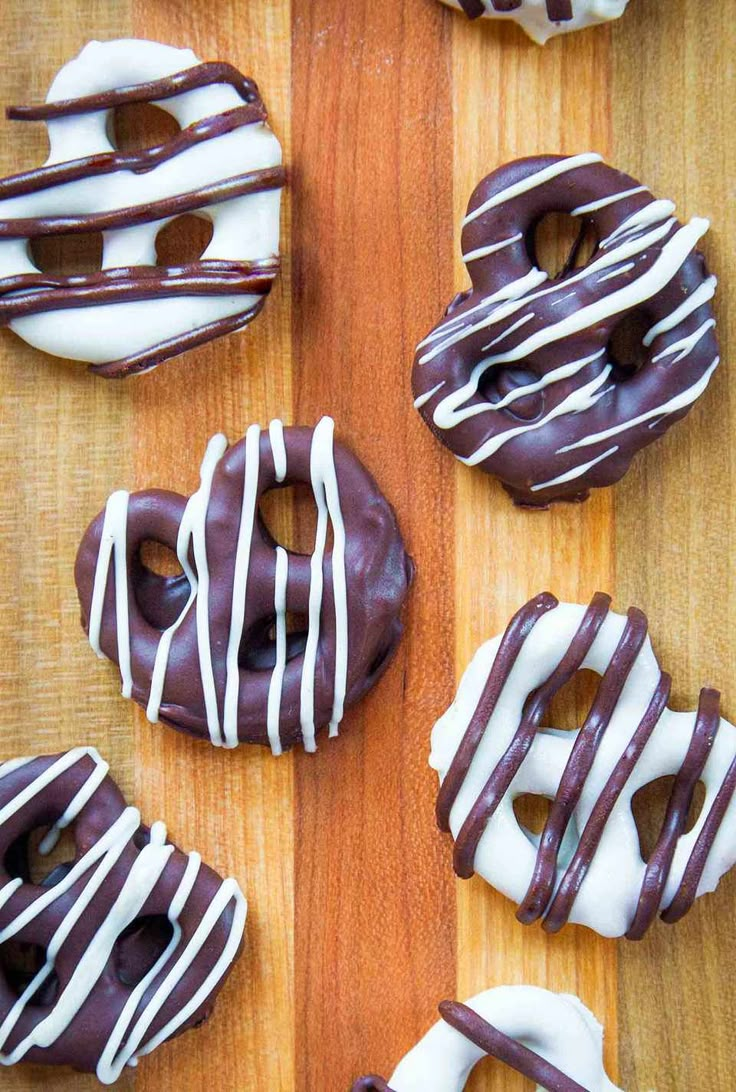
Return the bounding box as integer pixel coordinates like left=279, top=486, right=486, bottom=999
left=413, top=153, right=719, bottom=506
left=441, top=0, right=630, bottom=44
left=431, top=593, right=736, bottom=938
left=0, top=39, right=284, bottom=377
left=75, top=417, right=413, bottom=753
left=0, top=747, right=246, bottom=1083
left=352, top=986, right=620, bottom=1091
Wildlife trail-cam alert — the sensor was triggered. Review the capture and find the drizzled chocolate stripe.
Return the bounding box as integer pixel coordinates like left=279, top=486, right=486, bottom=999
left=89, top=298, right=267, bottom=379
left=626, top=686, right=721, bottom=939
left=439, top=1002, right=588, bottom=1092
left=7, top=60, right=260, bottom=120
left=0, top=259, right=279, bottom=321
left=436, top=591, right=558, bottom=835
left=544, top=672, right=671, bottom=933
left=517, top=603, right=647, bottom=924
left=546, top=0, right=574, bottom=20
left=440, top=593, right=734, bottom=936
left=0, top=166, right=285, bottom=238
left=450, top=592, right=611, bottom=879
left=458, top=0, right=489, bottom=16
left=0, top=104, right=266, bottom=201
left=459, top=0, right=574, bottom=19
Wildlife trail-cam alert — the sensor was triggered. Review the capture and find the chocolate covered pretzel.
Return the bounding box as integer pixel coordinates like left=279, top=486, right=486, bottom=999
left=413, top=154, right=719, bottom=505
left=75, top=417, right=413, bottom=753
left=443, top=1, right=630, bottom=44
left=352, top=986, right=620, bottom=1091
left=430, top=593, right=736, bottom=938
left=0, top=39, right=284, bottom=377
left=0, top=747, right=246, bottom=1082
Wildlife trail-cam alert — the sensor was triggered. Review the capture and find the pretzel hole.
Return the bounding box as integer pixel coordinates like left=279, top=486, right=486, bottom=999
left=111, top=102, right=180, bottom=154
left=479, top=366, right=544, bottom=421
left=513, top=793, right=551, bottom=837
left=4, top=825, right=76, bottom=889
left=513, top=793, right=579, bottom=867
left=0, top=941, right=59, bottom=1006
left=239, top=612, right=309, bottom=671
left=530, top=213, right=597, bottom=279
left=115, top=914, right=175, bottom=988
left=134, top=541, right=191, bottom=631
left=259, top=485, right=329, bottom=557
left=545, top=669, right=601, bottom=731
left=29, top=231, right=103, bottom=277
left=156, top=214, right=214, bottom=266
left=632, top=778, right=706, bottom=862
left=608, top=312, right=651, bottom=379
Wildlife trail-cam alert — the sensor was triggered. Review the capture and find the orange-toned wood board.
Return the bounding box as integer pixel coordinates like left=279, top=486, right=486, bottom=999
left=0, top=0, right=733, bottom=1089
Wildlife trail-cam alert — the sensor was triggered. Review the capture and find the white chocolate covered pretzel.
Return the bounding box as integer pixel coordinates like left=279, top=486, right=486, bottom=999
left=441, top=0, right=630, bottom=45
left=431, top=593, right=736, bottom=938
left=0, top=39, right=284, bottom=376
left=352, top=985, right=621, bottom=1091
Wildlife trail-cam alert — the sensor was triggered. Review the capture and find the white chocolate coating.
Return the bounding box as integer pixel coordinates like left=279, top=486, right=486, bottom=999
left=440, top=0, right=630, bottom=45
left=0, top=39, right=282, bottom=369
left=430, top=601, right=736, bottom=937
left=0, top=748, right=247, bottom=1084
left=386, top=986, right=620, bottom=1091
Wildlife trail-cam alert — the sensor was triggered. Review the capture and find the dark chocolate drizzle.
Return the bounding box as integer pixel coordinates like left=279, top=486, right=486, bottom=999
left=0, top=259, right=278, bottom=321
left=352, top=999, right=590, bottom=1092
left=458, top=0, right=573, bottom=20
left=0, top=58, right=285, bottom=377
left=7, top=61, right=260, bottom=120
left=0, top=167, right=284, bottom=238
left=437, top=592, right=732, bottom=936
left=458, top=0, right=488, bottom=18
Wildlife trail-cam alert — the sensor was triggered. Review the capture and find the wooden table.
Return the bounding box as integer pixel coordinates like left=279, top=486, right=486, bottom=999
left=0, top=0, right=733, bottom=1088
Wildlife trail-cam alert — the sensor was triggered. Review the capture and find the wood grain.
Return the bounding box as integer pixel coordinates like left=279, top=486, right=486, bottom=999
left=612, top=1, right=736, bottom=1089
left=291, top=2, right=456, bottom=1088
left=0, top=1, right=733, bottom=1090
left=449, top=13, right=617, bottom=1091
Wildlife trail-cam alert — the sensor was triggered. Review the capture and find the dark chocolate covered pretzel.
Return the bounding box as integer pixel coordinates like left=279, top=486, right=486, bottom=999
left=413, top=154, right=719, bottom=506
left=0, top=747, right=245, bottom=1081
left=75, top=418, right=413, bottom=753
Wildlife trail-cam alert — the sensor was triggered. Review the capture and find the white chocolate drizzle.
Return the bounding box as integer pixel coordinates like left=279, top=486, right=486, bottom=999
left=0, top=748, right=246, bottom=1084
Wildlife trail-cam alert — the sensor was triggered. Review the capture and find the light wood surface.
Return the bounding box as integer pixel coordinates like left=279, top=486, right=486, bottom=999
left=0, top=1, right=732, bottom=1089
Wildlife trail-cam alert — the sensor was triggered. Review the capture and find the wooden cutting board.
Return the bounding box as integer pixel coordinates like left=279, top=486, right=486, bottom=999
left=0, top=0, right=733, bottom=1089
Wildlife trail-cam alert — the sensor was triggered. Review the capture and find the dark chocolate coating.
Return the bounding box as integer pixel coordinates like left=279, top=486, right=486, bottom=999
left=74, top=423, right=413, bottom=751
left=437, top=592, right=732, bottom=937
left=352, top=999, right=588, bottom=1092
left=0, top=60, right=285, bottom=378
left=412, top=156, right=719, bottom=506
left=0, top=749, right=241, bottom=1076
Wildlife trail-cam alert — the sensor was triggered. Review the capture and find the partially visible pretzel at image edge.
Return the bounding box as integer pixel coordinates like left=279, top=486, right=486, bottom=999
left=0, top=39, right=285, bottom=377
